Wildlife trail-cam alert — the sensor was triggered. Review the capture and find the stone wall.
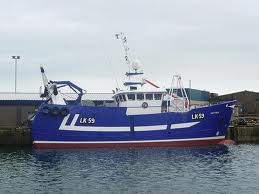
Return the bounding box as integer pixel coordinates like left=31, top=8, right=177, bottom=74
left=0, top=105, right=36, bottom=127
left=0, top=127, right=31, bottom=145
left=227, top=125, right=259, bottom=144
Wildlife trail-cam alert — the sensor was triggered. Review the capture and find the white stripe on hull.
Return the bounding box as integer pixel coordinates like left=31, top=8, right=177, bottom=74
left=34, top=136, right=225, bottom=144
left=59, top=114, right=199, bottom=132
left=171, top=122, right=199, bottom=129
left=135, top=125, right=166, bottom=131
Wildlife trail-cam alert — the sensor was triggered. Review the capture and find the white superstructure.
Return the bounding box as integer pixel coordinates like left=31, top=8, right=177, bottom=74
left=113, top=33, right=189, bottom=115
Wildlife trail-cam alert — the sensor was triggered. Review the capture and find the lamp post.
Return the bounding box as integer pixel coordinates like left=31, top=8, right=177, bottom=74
left=12, top=56, right=20, bottom=93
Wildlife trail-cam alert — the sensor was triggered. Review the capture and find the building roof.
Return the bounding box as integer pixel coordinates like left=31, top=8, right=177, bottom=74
left=0, top=92, right=114, bottom=101
left=0, top=93, right=41, bottom=101
left=0, top=92, right=114, bottom=106
left=83, top=93, right=113, bottom=101
left=217, top=90, right=259, bottom=97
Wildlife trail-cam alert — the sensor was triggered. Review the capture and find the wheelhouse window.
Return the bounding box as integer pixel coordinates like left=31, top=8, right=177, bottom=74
left=127, top=94, right=135, bottom=101
left=115, top=96, right=119, bottom=103
left=119, top=95, right=124, bottom=102
left=118, top=95, right=127, bottom=102
left=146, top=93, right=153, bottom=100
left=154, top=93, right=162, bottom=100
left=122, top=95, right=127, bottom=101
left=137, top=93, right=144, bottom=100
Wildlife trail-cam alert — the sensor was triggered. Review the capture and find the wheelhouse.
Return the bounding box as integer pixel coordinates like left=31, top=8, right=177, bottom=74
left=114, top=92, right=165, bottom=104
left=113, top=90, right=168, bottom=115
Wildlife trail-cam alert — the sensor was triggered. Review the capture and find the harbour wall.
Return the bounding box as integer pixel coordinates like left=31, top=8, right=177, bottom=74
left=0, top=127, right=31, bottom=145
left=227, top=125, right=259, bottom=144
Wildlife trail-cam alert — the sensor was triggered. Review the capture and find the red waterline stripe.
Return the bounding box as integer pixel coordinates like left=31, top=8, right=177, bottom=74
left=33, top=139, right=231, bottom=149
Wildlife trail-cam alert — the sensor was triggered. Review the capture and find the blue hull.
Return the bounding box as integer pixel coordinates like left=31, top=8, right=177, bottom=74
left=32, top=101, right=235, bottom=148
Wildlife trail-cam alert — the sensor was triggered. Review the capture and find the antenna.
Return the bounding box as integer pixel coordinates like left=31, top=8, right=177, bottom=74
left=115, top=32, right=131, bottom=71
left=115, top=33, right=144, bottom=89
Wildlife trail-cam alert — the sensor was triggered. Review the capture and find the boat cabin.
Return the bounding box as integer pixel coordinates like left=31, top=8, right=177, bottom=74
left=113, top=89, right=189, bottom=115
left=114, top=91, right=165, bottom=107
left=113, top=90, right=167, bottom=114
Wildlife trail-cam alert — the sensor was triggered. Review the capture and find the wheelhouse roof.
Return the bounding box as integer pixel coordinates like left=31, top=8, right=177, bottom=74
left=113, top=88, right=167, bottom=95
left=113, top=89, right=167, bottom=99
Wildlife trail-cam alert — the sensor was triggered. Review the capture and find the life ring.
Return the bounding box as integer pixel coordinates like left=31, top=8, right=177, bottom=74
left=142, top=102, right=148, bottom=109
left=60, top=107, right=69, bottom=116
left=50, top=107, right=60, bottom=116
left=42, top=106, right=49, bottom=114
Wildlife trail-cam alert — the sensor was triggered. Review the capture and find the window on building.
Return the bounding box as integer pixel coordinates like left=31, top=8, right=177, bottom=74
left=137, top=93, right=144, bottom=100
left=154, top=93, right=162, bottom=100
left=146, top=93, right=153, bottom=100
left=127, top=94, right=136, bottom=101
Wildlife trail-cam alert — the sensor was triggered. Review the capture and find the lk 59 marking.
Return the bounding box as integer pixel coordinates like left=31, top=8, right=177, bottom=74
left=192, top=113, right=205, bottom=120
left=80, top=118, right=96, bottom=124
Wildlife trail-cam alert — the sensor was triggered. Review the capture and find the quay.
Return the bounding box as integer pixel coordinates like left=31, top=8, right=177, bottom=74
left=227, top=125, right=259, bottom=144
left=0, top=127, right=31, bottom=145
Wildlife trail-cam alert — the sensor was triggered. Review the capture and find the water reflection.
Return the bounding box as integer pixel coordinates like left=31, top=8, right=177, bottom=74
left=1, top=145, right=259, bottom=193
left=31, top=145, right=233, bottom=188
left=32, top=145, right=230, bottom=165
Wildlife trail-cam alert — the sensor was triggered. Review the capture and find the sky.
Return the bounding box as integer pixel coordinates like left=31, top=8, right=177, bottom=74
left=0, top=0, right=259, bottom=95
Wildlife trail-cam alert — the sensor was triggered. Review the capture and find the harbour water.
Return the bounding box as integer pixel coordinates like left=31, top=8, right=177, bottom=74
left=1, top=145, right=259, bottom=193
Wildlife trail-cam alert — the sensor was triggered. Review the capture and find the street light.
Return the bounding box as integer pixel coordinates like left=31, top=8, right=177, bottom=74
left=12, top=56, right=20, bottom=93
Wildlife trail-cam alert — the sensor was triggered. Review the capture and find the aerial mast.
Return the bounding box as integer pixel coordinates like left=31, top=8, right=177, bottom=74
left=115, top=32, right=131, bottom=74
left=115, top=33, right=144, bottom=90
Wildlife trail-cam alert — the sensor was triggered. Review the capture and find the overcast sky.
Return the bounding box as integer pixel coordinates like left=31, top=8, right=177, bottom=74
left=1, top=0, right=259, bottom=94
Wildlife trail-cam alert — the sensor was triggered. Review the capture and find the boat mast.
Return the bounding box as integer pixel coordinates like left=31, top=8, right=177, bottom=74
left=115, top=33, right=144, bottom=90
left=115, top=32, right=131, bottom=78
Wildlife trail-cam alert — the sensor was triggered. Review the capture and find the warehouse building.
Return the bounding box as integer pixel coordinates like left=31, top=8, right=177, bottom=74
left=173, top=88, right=210, bottom=105
left=210, top=90, right=259, bottom=115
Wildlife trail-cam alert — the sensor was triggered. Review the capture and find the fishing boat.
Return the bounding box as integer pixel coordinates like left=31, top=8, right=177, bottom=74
left=32, top=33, right=235, bottom=149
